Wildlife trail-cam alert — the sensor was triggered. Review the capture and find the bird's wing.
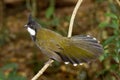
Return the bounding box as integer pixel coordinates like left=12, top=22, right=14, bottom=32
left=56, top=35, right=103, bottom=65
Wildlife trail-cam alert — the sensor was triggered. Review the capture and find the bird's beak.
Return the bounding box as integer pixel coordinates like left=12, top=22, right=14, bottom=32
left=24, top=24, right=28, bottom=28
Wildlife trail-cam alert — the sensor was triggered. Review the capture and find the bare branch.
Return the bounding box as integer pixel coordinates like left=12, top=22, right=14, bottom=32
left=31, top=59, right=54, bottom=80
left=68, top=0, right=83, bottom=37
left=116, top=0, right=120, bottom=6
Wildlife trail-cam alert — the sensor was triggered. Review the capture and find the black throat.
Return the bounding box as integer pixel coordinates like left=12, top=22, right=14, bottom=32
left=31, top=35, right=36, bottom=41
left=31, top=29, right=37, bottom=41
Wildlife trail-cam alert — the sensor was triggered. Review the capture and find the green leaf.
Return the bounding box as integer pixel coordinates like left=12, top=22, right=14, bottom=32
left=98, top=22, right=108, bottom=28
left=109, top=3, right=118, bottom=13
left=105, top=13, right=118, bottom=19
left=103, top=36, right=116, bottom=46
left=51, top=17, right=60, bottom=26
left=99, top=53, right=109, bottom=61
left=45, top=6, right=54, bottom=19
left=113, top=54, right=119, bottom=63
left=110, top=64, right=118, bottom=70
left=45, top=0, right=55, bottom=19
left=99, top=54, right=105, bottom=61
left=96, top=69, right=108, bottom=77
left=2, top=63, right=18, bottom=70
left=0, top=70, right=5, bottom=80
left=107, top=20, right=119, bottom=29
left=7, top=71, right=26, bottom=80
left=114, top=57, right=119, bottom=63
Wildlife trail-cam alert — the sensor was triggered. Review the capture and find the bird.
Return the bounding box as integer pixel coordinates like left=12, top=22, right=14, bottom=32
left=24, top=15, right=103, bottom=66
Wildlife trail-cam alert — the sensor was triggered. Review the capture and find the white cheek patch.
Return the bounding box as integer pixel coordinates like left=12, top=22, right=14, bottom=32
left=27, top=27, right=36, bottom=36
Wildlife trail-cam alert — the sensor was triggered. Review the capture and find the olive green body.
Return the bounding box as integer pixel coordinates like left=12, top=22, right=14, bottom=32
left=25, top=15, right=103, bottom=65
left=35, top=28, right=103, bottom=63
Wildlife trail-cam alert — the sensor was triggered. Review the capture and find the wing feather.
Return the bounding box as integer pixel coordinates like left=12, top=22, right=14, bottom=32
left=57, top=35, right=103, bottom=65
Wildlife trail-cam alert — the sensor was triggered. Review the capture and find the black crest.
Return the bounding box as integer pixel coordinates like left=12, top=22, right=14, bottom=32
left=26, top=14, right=40, bottom=29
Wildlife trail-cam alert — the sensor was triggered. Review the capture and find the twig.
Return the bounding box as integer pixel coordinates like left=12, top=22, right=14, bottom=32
left=115, top=0, right=120, bottom=6
left=31, top=59, right=54, bottom=80
left=31, top=0, right=83, bottom=80
left=68, top=0, right=83, bottom=37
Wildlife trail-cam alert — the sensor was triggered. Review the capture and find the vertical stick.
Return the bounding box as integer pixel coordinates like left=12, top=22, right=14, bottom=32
left=68, top=0, right=83, bottom=37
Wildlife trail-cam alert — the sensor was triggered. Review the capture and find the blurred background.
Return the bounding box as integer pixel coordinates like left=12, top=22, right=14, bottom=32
left=0, top=0, right=120, bottom=80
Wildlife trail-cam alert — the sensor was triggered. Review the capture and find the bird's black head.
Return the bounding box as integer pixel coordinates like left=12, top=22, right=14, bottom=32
left=24, top=14, right=40, bottom=30
left=24, top=14, right=40, bottom=37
